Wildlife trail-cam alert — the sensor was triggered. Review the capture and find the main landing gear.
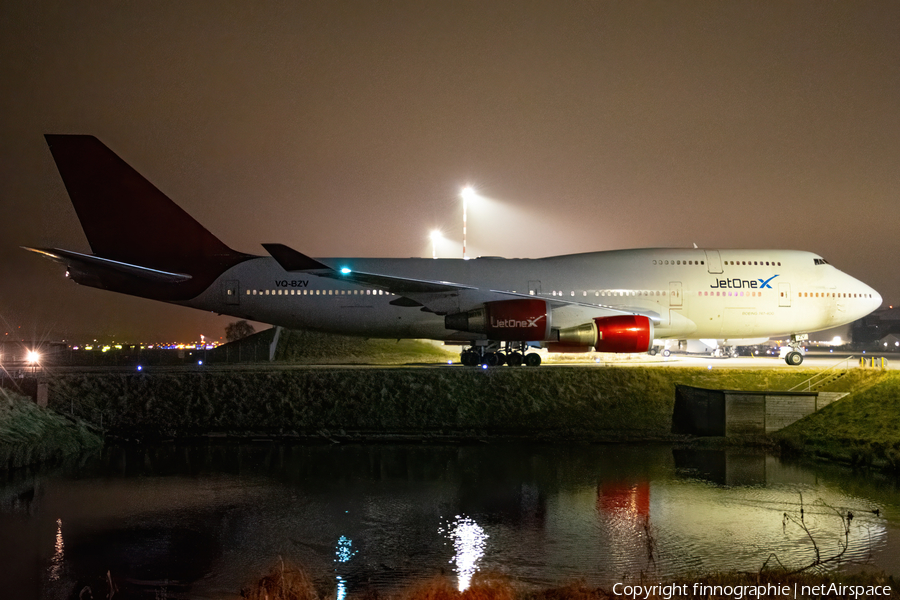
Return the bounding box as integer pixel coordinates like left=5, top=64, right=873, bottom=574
left=714, top=346, right=740, bottom=359
left=460, top=341, right=542, bottom=367
left=784, top=333, right=807, bottom=366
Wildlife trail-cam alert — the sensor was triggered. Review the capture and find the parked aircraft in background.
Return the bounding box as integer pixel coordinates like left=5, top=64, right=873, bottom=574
left=26, top=135, right=882, bottom=366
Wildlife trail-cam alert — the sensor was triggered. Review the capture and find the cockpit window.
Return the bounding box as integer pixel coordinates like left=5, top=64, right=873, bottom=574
left=814, top=258, right=829, bottom=265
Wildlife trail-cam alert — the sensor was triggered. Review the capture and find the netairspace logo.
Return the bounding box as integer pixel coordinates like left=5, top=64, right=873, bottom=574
left=439, top=515, right=489, bottom=591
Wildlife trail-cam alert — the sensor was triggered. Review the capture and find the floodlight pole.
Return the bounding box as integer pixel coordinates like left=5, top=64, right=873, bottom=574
left=461, top=186, right=475, bottom=260
left=463, top=196, right=467, bottom=260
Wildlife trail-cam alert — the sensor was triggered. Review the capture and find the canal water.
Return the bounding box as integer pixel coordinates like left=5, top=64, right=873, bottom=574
left=1, top=443, right=898, bottom=599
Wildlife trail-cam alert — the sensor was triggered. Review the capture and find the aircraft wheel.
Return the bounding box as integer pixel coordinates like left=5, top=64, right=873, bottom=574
left=506, top=352, right=523, bottom=367
left=662, top=349, right=671, bottom=357
left=648, top=348, right=658, bottom=356
left=495, top=352, right=507, bottom=367
left=524, top=353, right=542, bottom=367
left=785, top=351, right=803, bottom=366
left=485, top=352, right=501, bottom=367
left=461, top=351, right=478, bottom=366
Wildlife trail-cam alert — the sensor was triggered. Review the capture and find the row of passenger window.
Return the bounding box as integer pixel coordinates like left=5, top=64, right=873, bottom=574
left=534, top=290, right=674, bottom=297
left=722, top=260, right=782, bottom=266
left=247, top=289, right=393, bottom=296
left=799, top=292, right=873, bottom=299
left=652, top=259, right=704, bottom=265
left=698, top=291, right=766, bottom=296
left=244, top=288, right=872, bottom=300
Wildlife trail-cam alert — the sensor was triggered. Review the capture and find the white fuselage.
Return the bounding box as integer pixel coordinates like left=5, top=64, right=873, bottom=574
left=184, top=248, right=881, bottom=343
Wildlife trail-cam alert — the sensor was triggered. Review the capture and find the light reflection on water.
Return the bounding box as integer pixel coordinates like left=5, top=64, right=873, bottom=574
left=48, top=518, right=64, bottom=582
left=335, top=535, right=357, bottom=600
left=440, top=516, right=489, bottom=590
left=0, top=443, right=898, bottom=600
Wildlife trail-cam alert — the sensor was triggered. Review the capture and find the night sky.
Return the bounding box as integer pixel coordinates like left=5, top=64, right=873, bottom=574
left=1, top=1, right=898, bottom=343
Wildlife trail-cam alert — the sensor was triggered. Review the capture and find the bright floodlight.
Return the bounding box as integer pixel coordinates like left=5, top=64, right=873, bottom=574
left=430, top=230, right=442, bottom=259
left=460, top=186, right=477, bottom=202
left=26, top=350, right=40, bottom=364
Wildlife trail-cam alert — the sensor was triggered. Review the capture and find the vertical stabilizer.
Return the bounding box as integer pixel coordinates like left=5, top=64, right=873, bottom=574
left=44, top=134, right=246, bottom=273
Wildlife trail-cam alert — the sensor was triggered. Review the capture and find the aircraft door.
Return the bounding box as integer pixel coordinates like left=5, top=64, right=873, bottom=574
left=224, top=280, right=240, bottom=305
left=704, top=250, right=723, bottom=274
left=669, top=281, right=682, bottom=307
left=778, top=282, right=791, bottom=307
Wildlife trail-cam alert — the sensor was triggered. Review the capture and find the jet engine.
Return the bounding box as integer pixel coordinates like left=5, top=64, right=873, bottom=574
left=543, top=342, right=594, bottom=353
left=444, top=299, right=552, bottom=341
left=556, top=315, right=653, bottom=353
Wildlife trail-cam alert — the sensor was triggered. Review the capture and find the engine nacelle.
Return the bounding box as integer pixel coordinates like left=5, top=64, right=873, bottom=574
left=444, top=299, right=552, bottom=341
left=557, top=315, right=654, bottom=353
left=543, top=342, right=593, bottom=353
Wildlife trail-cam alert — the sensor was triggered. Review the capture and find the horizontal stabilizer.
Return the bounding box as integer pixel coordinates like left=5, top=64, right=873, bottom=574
left=23, top=247, right=192, bottom=283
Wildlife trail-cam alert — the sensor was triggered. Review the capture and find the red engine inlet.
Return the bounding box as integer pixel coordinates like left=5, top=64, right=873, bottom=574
left=594, top=315, right=653, bottom=353
left=444, top=299, right=552, bottom=341
left=557, top=315, right=653, bottom=353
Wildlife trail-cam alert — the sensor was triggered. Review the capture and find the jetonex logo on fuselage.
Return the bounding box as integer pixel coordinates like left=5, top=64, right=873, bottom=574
left=490, top=315, right=546, bottom=328
left=710, top=275, right=779, bottom=289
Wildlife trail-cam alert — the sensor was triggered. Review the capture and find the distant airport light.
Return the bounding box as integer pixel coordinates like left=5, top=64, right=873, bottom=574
left=340, top=267, right=351, bottom=274
left=26, top=350, right=40, bottom=364
left=137, top=365, right=143, bottom=371
left=430, top=230, right=442, bottom=259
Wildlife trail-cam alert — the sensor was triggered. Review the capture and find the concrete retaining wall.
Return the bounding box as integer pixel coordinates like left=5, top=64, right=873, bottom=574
left=673, top=385, right=848, bottom=436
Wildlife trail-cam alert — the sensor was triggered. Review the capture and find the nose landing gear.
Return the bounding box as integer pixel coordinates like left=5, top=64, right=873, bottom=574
left=783, top=333, right=808, bottom=365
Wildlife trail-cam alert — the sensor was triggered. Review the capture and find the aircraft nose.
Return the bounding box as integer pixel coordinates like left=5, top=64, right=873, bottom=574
left=870, top=287, right=883, bottom=310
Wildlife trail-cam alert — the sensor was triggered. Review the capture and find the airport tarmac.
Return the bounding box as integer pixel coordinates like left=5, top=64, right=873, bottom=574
left=11, top=350, right=895, bottom=374
left=562, top=350, right=896, bottom=370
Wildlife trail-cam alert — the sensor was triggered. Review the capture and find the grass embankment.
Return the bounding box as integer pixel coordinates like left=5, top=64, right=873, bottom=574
left=0, top=388, right=103, bottom=469
left=775, top=370, right=900, bottom=469
left=274, top=329, right=460, bottom=364
left=46, top=367, right=847, bottom=441
left=240, top=563, right=898, bottom=600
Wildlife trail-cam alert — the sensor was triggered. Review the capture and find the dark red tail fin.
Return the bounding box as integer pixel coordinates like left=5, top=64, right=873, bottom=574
left=44, top=134, right=247, bottom=273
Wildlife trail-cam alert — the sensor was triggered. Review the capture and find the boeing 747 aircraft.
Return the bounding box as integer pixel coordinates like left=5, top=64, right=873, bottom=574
left=26, top=135, right=882, bottom=366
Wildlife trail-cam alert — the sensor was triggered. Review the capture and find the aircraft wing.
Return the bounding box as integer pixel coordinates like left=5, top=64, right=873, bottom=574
left=493, top=289, right=662, bottom=324
left=262, top=243, right=478, bottom=294
left=263, top=243, right=661, bottom=323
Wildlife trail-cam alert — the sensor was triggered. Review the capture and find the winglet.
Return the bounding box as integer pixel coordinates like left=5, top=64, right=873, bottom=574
left=262, top=243, right=332, bottom=272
